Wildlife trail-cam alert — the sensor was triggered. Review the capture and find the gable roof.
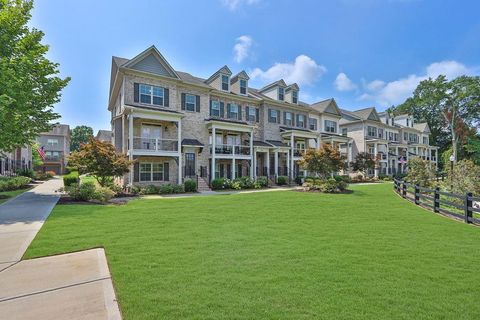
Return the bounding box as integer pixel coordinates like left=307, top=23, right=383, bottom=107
left=285, top=83, right=299, bottom=91
left=95, top=130, right=112, bottom=142
left=413, top=122, right=430, bottom=133
left=205, top=65, right=233, bottom=84
left=231, top=70, right=250, bottom=83
left=351, top=107, right=380, bottom=122
left=122, top=45, right=180, bottom=79
left=310, top=98, right=341, bottom=116
left=259, top=79, right=287, bottom=93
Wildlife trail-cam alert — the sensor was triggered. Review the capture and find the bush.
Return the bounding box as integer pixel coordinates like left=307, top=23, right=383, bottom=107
left=172, top=184, right=184, bottom=194
left=256, top=176, right=268, bottom=188
left=45, top=171, right=56, bottom=177
left=94, top=186, right=115, bottom=202
left=446, top=159, right=480, bottom=195
left=35, top=171, right=55, bottom=181
left=334, top=175, right=351, bottom=183
left=235, top=176, right=255, bottom=189
left=295, top=176, right=303, bottom=185
left=159, top=184, right=173, bottom=194
left=18, top=169, right=35, bottom=178
left=130, top=185, right=142, bottom=195
left=63, top=171, right=79, bottom=186
left=211, top=178, right=229, bottom=190
left=277, top=176, right=288, bottom=185
left=65, top=182, right=97, bottom=201
left=303, top=177, right=349, bottom=193
left=0, top=176, right=31, bottom=191
left=141, top=185, right=159, bottom=195
left=230, top=180, right=242, bottom=190
left=405, top=158, right=435, bottom=187
left=184, top=179, right=197, bottom=192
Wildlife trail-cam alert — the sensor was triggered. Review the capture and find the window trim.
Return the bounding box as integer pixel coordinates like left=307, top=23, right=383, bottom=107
left=239, top=79, right=247, bottom=95
left=247, top=107, right=256, bottom=122
left=309, top=118, right=317, bottom=131
left=139, top=83, right=164, bottom=106
left=221, top=74, right=229, bottom=91
left=285, top=112, right=293, bottom=126
left=47, top=138, right=59, bottom=146
left=367, top=126, right=377, bottom=137
left=185, top=94, right=196, bottom=112
left=292, top=90, right=298, bottom=104
left=228, top=103, right=239, bottom=120
left=269, top=109, right=278, bottom=123
left=325, top=120, right=337, bottom=133
left=211, top=100, right=220, bottom=117
left=139, top=162, right=165, bottom=182
left=278, top=87, right=285, bottom=101
left=297, top=114, right=306, bottom=128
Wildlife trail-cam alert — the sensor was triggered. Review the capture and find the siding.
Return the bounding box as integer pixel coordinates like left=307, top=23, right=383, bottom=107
left=130, top=54, right=172, bottom=77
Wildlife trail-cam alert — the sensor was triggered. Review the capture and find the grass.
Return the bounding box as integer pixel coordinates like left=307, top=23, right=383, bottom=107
left=0, top=187, right=32, bottom=204
left=25, top=184, right=480, bottom=319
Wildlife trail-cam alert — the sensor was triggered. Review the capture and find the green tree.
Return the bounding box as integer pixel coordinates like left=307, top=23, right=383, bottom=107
left=70, top=125, right=94, bottom=152
left=350, top=152, right=375, bottom=175
left=0, top=0, right=70, bottom=152
left=464, top=135, right=480, bottom=165
left=405, top=158, right=435, bottom=188
left=68, top=138, right=134, bottom=187
left=31, top=143, right=43, bottom=167
left=298, top=144, right=345, bottom=178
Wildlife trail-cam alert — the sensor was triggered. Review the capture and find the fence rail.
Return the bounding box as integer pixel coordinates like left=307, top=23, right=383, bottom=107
left=393, top=179, right=480, bottom=225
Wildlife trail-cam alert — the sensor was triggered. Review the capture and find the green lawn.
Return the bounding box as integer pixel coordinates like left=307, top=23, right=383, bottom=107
left=25, top=184, right=480, bottom=319
left=0, top=187, right=31, bottom=204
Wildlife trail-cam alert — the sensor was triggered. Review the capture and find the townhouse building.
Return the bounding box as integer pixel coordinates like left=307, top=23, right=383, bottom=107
left=0, top=146, right=32, bottom=176
left=340, top=108, right=438, bottom=177
left=35, top=124, right=71, bottom=174
left=95, top=130, right=113, bottom=143
left=108, top=46, right=351, bottom=187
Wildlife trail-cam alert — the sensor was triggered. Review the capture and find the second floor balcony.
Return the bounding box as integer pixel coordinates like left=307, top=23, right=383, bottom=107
left=209, top=144, right=251, bottom=157
left=132, top=137, right=179, bottom=153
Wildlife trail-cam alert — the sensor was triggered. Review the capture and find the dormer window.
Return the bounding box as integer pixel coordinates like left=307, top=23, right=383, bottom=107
left=278, top=87, right=284, bottom=101
left=221, top=75, right=229, bottom=91
left=406, top=118, right=409, bottom=127
left=240, top=79, right=247, bottom=95
left=292, top=91, right=298, bottom=104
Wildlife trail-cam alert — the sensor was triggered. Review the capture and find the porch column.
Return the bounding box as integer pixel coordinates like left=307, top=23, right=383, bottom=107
left=253, top=149, right=257, bottom=179
left=286, top=150, right=290, bottom=180
left=232, top=158, right=236, bottom=179
left=374, top=142, right=378, bottom=178
left=396, top=146, right=399, bottom=174
left=177, top=120, right=182, bottom=184
left=250, top=131, right=254, bottom=179
left=266, top=149, right=270, bottom=177
left=274, top=150, right=278, bottom=178
left=211, top=126, right=216, bottom=182
left=290, top=134, right=294, bottom=179
left=122, top=114, right=126, bottom=153
left=386, top=143, right=389, bottom=175
left=128, top=114, right=134, bottom=185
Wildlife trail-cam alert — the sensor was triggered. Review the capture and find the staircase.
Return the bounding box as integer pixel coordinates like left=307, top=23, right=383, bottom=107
left=197, top=177, right=212, bottom=192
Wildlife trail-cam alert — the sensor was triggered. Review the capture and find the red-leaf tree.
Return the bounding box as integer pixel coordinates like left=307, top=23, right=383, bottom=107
left=298, top=144, right=345, bottom=178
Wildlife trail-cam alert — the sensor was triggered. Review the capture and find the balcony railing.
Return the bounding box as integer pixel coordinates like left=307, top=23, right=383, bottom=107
left=293, top=148, right=305, bottom=157
left=44, top=156, right=61, bottom=161
left=210, top=144, right=251, bottom=156
left=133, top=137, right=178, bottom=152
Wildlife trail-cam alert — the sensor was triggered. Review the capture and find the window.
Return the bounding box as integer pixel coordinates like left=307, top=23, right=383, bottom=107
left=406, top=118, right=410, bottom=127
left=423, top=137, right=428, bottom=144
left=367, top=126, right=377, bottom=137
left=297, top=115, right=306, bottom=128
left=140, top=162, right=164, bottom=182
left=278, top=87, right=284, bottom=101
left=394, top=133, right=399, bottom=142
left=45, top=151, right=60, bottom=160
left=389, top=132, right=394, bottom=141
left=378, top=128, right=384, bottom=139
left=285, top=112, right=293, bottom=126
left=292, top=91, right=298, bottom=104
left=342, top=128, right=348, bottom=136
left=228, top=104, right=238, bottom=120
left=47, top=139, right=58, bottom=146
left=140, top=84, right=164, bottom=106
left=240, top=79, right=247, bottom=95
left=221, top=75, right=229, bottom=91
left=309, top=118, right=317, bottom=131
left=269, top=109, right=278, bottom=123
left=247, top=107, right=256, bottom=121
left=210, top=100, right=220, bottom=117
left=185, top=94, right=196, bottom=112
left=325, top=120, right=337, bottom=133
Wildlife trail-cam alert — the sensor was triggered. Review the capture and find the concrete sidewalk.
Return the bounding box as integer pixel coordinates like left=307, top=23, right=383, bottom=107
left=0, top=248, right=121, bottom=319
left=0, top=178, right=63, bottom=267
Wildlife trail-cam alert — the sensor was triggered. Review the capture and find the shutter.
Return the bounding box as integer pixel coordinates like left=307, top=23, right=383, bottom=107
left=220, top=102, right=225, bottom=117
left=283, top=111, right=287, bottom=125
left=133, top=162, right=139, bottom=182
left=181, top=93, right=186, bottom=110
left=304, top=116, right=307, bottom=128
left=164, top=88, right=169, bottom=106
left=209, top=100, right=213, bottom=116
left=268, top=109, right=272, bottom=122
left=255, top=108, right=259, bottom=123
left=220, top=164, right=224, bottom=178
left=134, top=83, right=139, bottom=103
left=245, top=106, right=250, bottom=121
left=195, top=95, right=200, bottom=112
left=238, top=105, right=242, bottom=120
left=276, top=110, right=280, bottom=124
left=292, top=113, right=296, bottom=126
left=227, top=103, right=231, bottom=118
left=164, top=162, right=169, bottom=181
left=226, top=164, right=231, bottom=179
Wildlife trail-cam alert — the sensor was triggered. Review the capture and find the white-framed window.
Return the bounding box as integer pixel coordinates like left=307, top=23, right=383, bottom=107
left=269, top=109, right=278, bottom=123
left=292, top=91, right=298, bottom=104
left=285, top=112, right=293, bottom=126
left=325, top=120, right=337, bottom=133
left=240, top=79, right=247, bottom=95
left=342, top=128, right=348, bottom=136
left=227, top=135, right=240, bottom=145
left=278, top=87, right=284, bottom=101
left=367, top=126, right=377, bottom=137
left=221, top=75, right=229, bottom=91
left=47, top=138, right=58, bottom=146
left=247, top=107, right=256, bottom=121
left=139, top=162, right=164, bottom=182
left=297, top=115, right=305, bottom=128
left=404, top=132, right=408, bottom=141
left=394, top=133, right=399, bottom=141
left=228, top=104, right=238, bottom=120
left=378, top=128, right=384, bottom=139
left=423, top=137, right=428, bottom=144
left=185, top=94, right=196, bottom=112
left=309, top=118, right=317, bottom=130
left=210, top=100, right=220, bottom=117
left=140, top=84, right=164, bottom=106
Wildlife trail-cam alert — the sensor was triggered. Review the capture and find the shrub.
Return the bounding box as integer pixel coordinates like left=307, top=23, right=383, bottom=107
left=130, top=185, right=142, bottom=195
left=18, top=169, right=35, bottom=178
left=277, top=176, right=288, bottom=185
left=295, top=176, right=303, bottom=185
left=94, top=186, right=115, bottom=202
left=35, top=171, right=55, bottom=181
left=446, top=159, right=480, bottom=195
left=256, top=176, right=268, bottom=188
left=319, top=178, right=341, bottom=193
left=141, top=185, right=159, bottom=195
left=45, top=171, right=56, bottom=177
left=159, top=184, right=174, bottom=194
left=230, top=180, right=242, bottom=190
left=184, top=179, right=197, bottom=192
left=405, top=158, right=435, bottom=187
left=63, top=171, right=79, bottom=186
left=334, top=175, right=351, bottom=183
left=235, top=176, right=255, bottom=189
left=172, top=184, right=184, bottom=194
left=211, top=178, right=228, bottom=190
left=0, top=176, right=31, bottom=191
left=305, top=178, right=314, bottom=184
left=65, top=182, right=97, bottom=201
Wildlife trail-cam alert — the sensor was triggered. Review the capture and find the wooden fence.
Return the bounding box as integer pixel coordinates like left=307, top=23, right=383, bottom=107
left=393, top=179, right=480, bottom=225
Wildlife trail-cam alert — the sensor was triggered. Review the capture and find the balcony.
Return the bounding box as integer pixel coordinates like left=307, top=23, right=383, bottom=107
left=209, top=144, right=251, bottom=157
left=132, top=137, right=178, bottom=154
left=293, top=148, right=305, bottom=157
left=44, top=156, right=61, bottom=162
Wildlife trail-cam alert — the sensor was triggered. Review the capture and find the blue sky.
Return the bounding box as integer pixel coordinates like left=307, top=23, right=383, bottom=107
left=30, top=0, right=480, bottom=132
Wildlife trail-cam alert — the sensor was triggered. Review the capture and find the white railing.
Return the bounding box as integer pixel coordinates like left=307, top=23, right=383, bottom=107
left=209, top=144, right=251, bottom=156
left=133, top=137, right=178, bottom=152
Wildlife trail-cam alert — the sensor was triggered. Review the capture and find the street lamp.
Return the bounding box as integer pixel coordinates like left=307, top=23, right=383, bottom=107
left=449, top=154, right=455, bottom=190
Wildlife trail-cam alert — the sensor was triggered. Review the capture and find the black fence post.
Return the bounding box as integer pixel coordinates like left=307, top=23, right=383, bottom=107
left=465, top=192, right=473, bottom=224
left=434, top=187, right=440, bottom=213
left=393, top=179, right=397, bottom=191
left=402, top=182, right=407, bottom=198
left=414, top=184, right=420, bottom=205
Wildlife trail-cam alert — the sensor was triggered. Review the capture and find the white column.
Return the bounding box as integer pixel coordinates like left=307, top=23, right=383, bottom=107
left=249, top=131, right=254, bottom=179
left=396, top=146, right=399, bottom=175
left=266, top=149, right=270, bottom=178
left=386, top=143, right=389, bottom=175
left=232, top=158, right=236, bottom=179
left=374, top=142, right=378, bottom=178
left=211, top=127, right=216, bottom=181
left=290, top=134, right=294, bottom=179
left=286, top=150, right=290, bottom=180
left=274, top=150, right=278, bottom=178
left=177, top=120, right=182, bottom=184
left=121, top=114, right=126, bottom=153
left=253, top=149, right=257, bottom=179
left=128, top=114, right=134, bottom=185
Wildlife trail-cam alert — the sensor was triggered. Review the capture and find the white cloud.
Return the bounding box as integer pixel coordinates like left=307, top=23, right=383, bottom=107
left=334, top=73, right=357, bottom=91
left=221, top=0, right=260, bottom=11
left=250, top=55, right=327, bottom=86
left=358, top=60, right=476, bottom=107
left=233, top=35, right=253, bottom=63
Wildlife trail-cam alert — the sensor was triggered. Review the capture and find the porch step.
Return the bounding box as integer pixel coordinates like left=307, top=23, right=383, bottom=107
left=197, top=177, right=212, bottom=192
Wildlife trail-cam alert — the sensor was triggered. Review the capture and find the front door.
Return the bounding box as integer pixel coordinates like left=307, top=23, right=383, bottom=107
left=185, top=153, right=196, bottom=177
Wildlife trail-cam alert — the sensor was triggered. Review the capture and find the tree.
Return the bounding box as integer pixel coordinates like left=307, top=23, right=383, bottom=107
left=31, top=143, right=43, bottom=167
left=0, top=0, right=70, bottom=152
left=464, top=135, right=480, bottom=165
left=405, top=158, right=435, bottom=187
left=446, top=159, right=480, bottom=195
left=70, top=125, right=94, bottom=152
left=298, top=144, right=345, bottom=178
left=350, top=152, right=375, bottom=175
left=68, top=138, right=134, bottom=187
